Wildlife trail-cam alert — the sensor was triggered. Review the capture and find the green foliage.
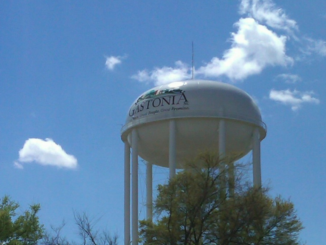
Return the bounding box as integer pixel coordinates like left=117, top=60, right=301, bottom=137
left=0, top=196, right=44, bottom=245
left=140, top=153, right=303, bottom=245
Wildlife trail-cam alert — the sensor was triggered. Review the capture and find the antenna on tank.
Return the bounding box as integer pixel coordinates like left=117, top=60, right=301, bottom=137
left=192, top=42, right=195, bottom=80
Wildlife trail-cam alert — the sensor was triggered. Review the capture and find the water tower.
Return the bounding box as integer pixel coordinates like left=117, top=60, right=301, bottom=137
left=121, top=80, right=266, bottom=245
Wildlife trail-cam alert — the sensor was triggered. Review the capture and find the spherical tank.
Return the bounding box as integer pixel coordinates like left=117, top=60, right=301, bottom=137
left=121, top=80, right=266, bottom=168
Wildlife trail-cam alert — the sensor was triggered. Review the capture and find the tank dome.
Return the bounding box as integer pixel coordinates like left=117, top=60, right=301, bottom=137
left=121, top=80, right=266, bottom=168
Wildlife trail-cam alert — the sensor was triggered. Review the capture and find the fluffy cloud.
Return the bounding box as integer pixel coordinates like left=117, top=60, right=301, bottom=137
left=132, top=0, right=324, bottom=84
left=305, top=38, right=326, bottom=57
left=197, top=18, right=292, bottom=80
left=105, top=56, right=122, bottom=70
left=132, top=61, right=191, bottom=86
left=15, top=138, right=78, bottom=169
left=269, top=89, right=320, bottom=110
left=239, top=0, right=297, bottom=32
left=132, top=1, right=294, bottom=84
left=276, top=74, right=301, bottom=83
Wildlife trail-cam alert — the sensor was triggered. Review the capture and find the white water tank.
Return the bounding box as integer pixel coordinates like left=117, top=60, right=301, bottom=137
left=121, top=80, right=266, bottom=168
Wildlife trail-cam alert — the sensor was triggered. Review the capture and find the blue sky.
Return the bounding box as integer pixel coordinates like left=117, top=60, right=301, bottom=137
left=0, top=0, right=325, bottom=244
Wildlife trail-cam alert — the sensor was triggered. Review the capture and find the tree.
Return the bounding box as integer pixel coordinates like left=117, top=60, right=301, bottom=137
left=41, top=212, right=118, bottom=245
left=0, top=196, right=44, bottom=245
left=74, top=212, right=118, bottom=245
left=140, top=153, right=303, bottom=245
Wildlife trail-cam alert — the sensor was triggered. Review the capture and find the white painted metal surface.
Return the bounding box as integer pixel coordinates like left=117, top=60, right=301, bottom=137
left=253, top=128, right=262, bottom=186
left=124, top=142, right=130, bottom=245
left=146, top=162, right=152, bottom=221
left=169, top=120, right=176, bottom=178
left=131, top=130, right=138, bottom=245
left=122, top=80, right=266, bottom=167
left=219, top=119, right=226, bottom=158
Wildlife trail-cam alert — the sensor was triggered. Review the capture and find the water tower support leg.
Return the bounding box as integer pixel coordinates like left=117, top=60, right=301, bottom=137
left=219, top=120, right=226, bottom=193
left=124, top=142, right=130, bottom=245
left=131, top=130, right=139, bottom=245
left=169, top=120, right=176, bottom=179
left=228, top=162, right=235, bottom=197
left=253, top=128, right=261, bottom=187
left=219, top=119, right=226, bottom=156
left=146, top=162, right=153, bottom=221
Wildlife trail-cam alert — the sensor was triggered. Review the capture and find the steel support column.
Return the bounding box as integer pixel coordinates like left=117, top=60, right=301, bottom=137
left=146, top=162, right=153, bottom=221
left=131, top=130, right=138, bottom=245
left=169, top=120, right=176, bottom=179
left=124, top=142, right=130, bottom=245
left=253, top=128, right=261, bottom=186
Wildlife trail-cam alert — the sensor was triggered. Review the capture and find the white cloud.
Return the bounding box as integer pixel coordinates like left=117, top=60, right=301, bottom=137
left=132, top=0, right=324, bottom=84
left=276, top=74, right=301, bottom=83
left=105, top=56, right=122, bottom=70
left=132, top=61, right=191, bottom=86
left=269, top=89, right=320, bottom=110
left=133, top=17, right=292, bottom=83
left=132, top=70, right=151, bottom=82
left=305, top=38, right=326, bottom=57
left=239, top=0, right=297, bottom=32
left=14, top=161, right=24, bottom=169
left=197, top=18, right=292, bottom=80
left=15, top=138, right=78, bottom=169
